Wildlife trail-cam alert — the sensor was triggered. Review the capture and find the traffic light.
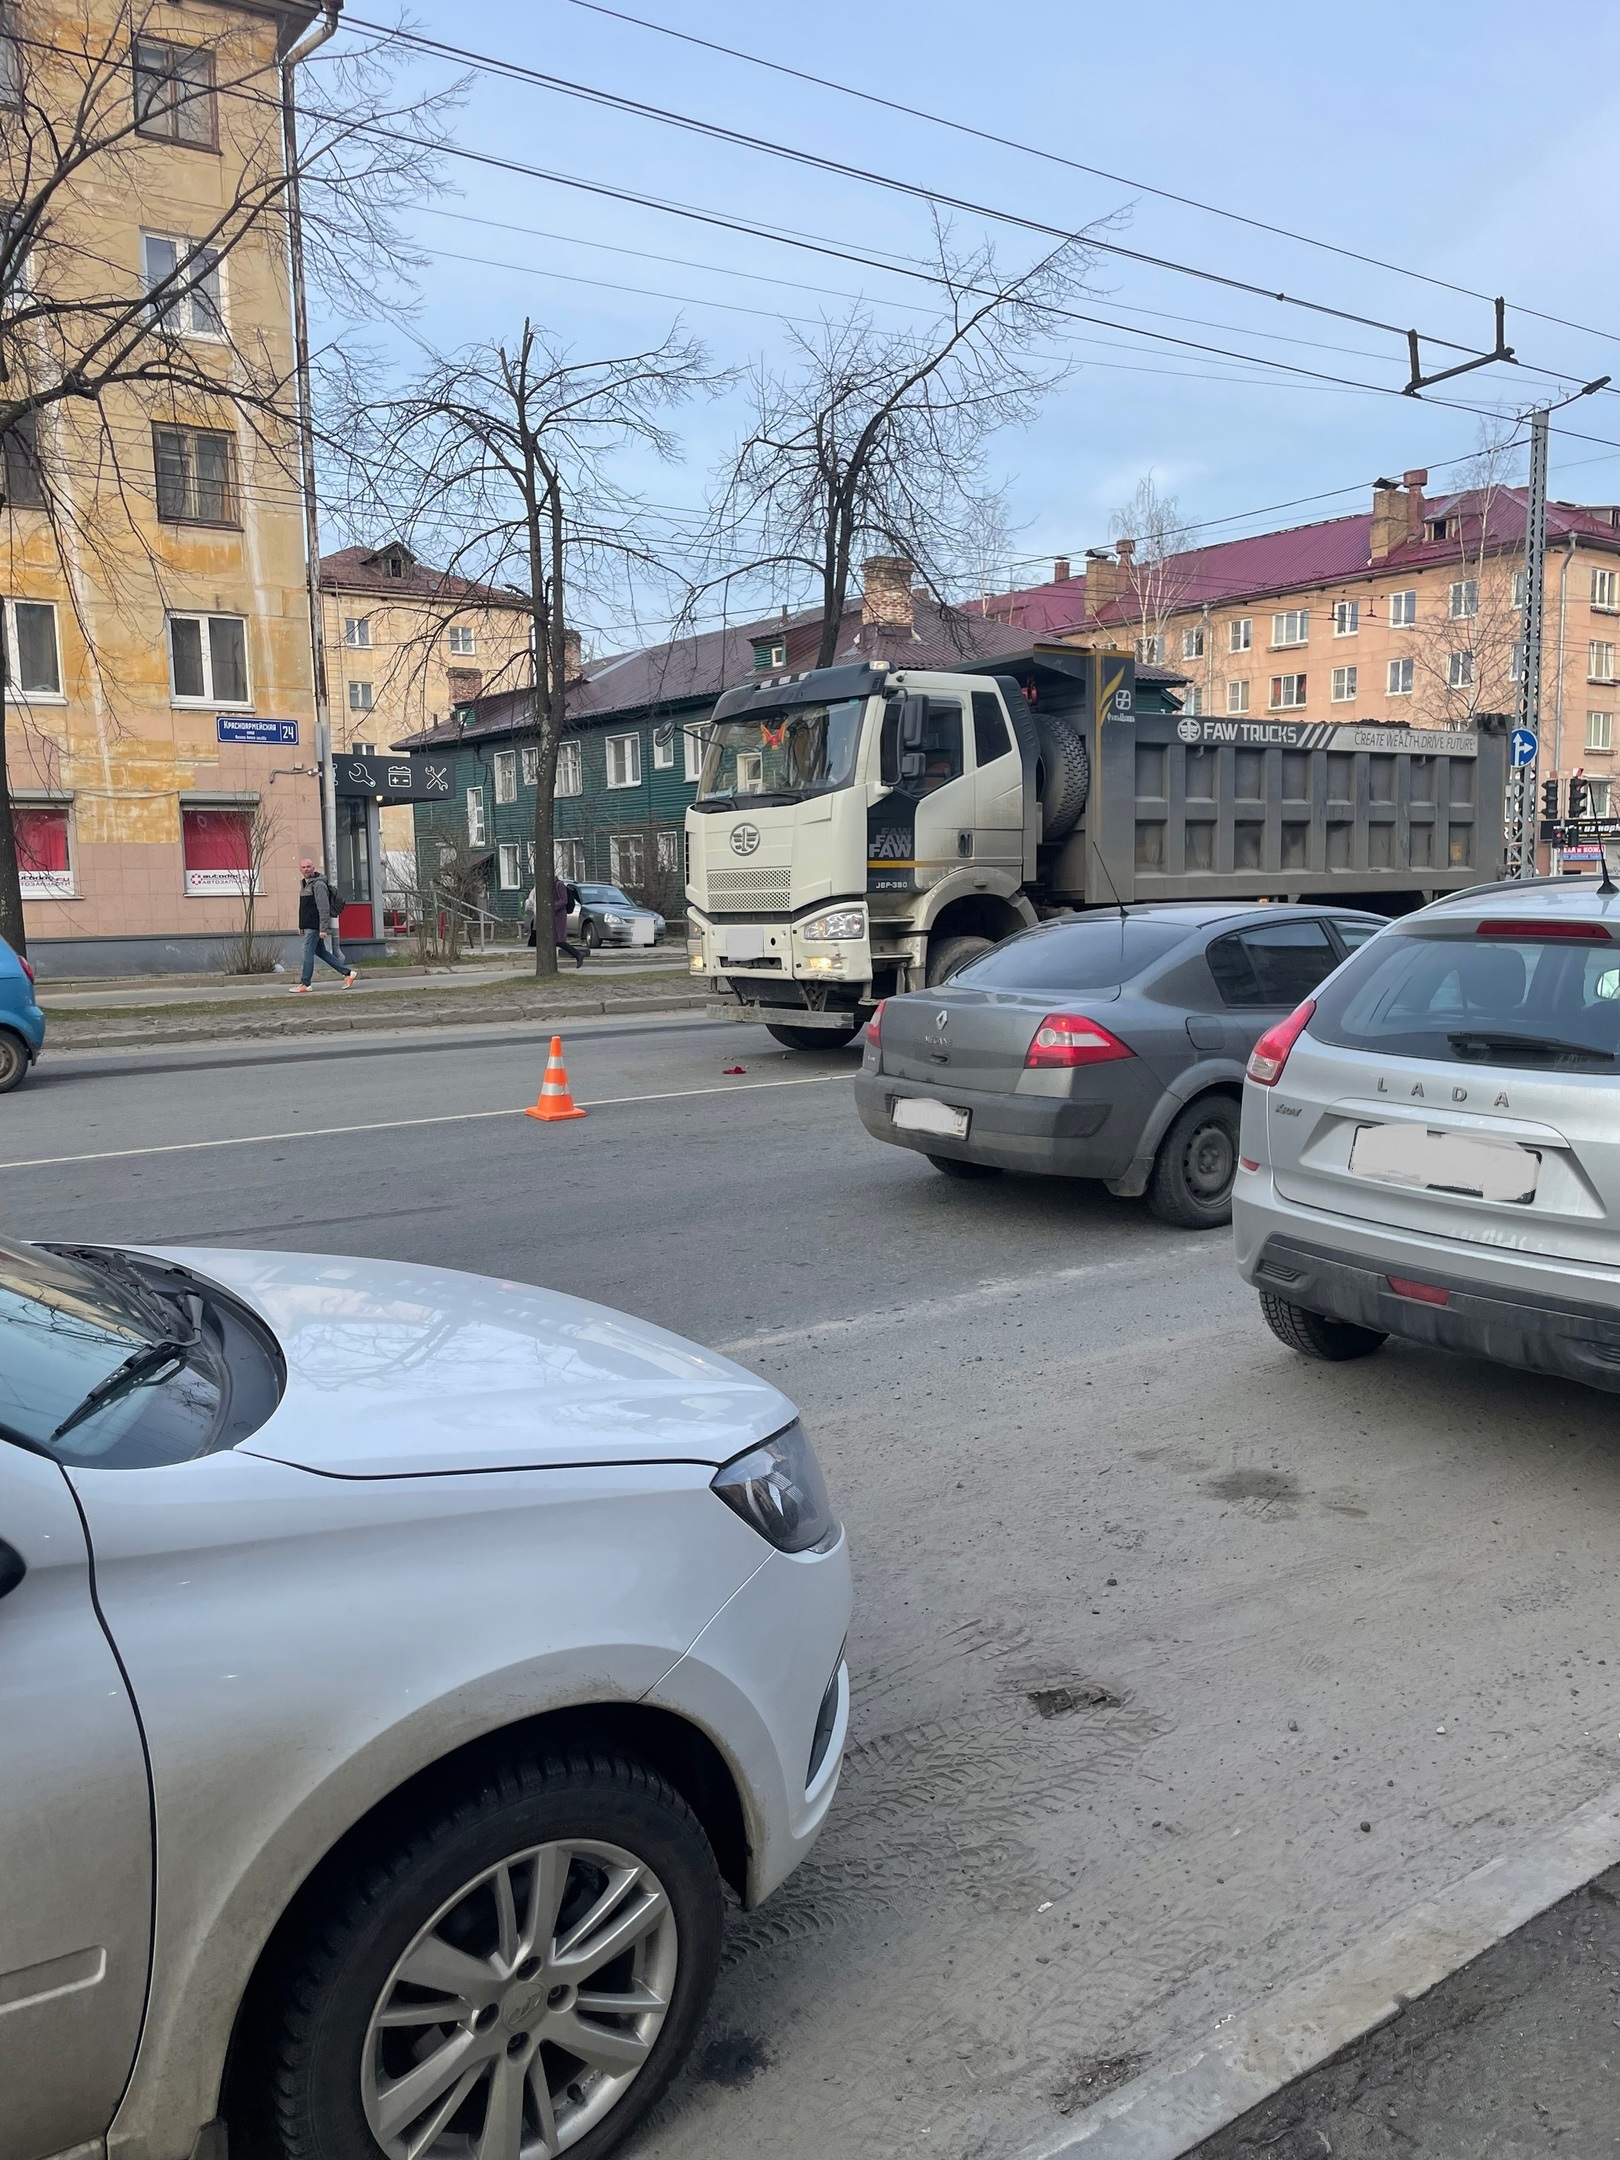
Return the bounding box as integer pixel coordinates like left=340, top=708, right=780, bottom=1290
left=1542, top=777, right=1562, bottom=822
left=1569, top=771, right=1590, bottom=822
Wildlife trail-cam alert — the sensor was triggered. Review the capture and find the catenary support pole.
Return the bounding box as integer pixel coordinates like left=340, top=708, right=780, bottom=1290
left=1508, top=405, right=1548, bottom=880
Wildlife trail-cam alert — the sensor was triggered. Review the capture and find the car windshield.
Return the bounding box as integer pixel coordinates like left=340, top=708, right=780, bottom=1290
left=948, top=918, right=1190, bottom=993
left=0, top=1239, right=282, bottom=1467
left=578, top=886, right=633, bottom=908
left=1311, top=924, right=1620, bottom=1070
left=699, top=700, right=866, bottom=803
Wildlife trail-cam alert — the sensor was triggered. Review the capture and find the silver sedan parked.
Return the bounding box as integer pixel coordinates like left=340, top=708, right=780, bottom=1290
left=854, top=904, right=1383, bottom=1227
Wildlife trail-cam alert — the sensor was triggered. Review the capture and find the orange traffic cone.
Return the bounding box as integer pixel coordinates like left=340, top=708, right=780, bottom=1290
left=524, top=1035, right=586, bottom=1122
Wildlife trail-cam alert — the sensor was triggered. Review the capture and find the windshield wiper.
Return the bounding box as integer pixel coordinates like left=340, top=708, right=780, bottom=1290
left=1448, top=1030, right=1616, bottom=1067
left=50, top=1288, right=205, bottom=1442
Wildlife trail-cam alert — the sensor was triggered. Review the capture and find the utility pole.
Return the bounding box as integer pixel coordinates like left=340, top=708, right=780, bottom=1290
left=1506, top=405, right=1548, bottom=880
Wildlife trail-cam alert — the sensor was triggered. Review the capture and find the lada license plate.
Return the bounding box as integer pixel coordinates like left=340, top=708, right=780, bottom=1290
left=1349, top=1122, right=1539, bottom=1204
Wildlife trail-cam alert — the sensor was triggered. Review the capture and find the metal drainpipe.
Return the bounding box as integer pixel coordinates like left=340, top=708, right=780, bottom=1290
left=279, top=5, right=342, bottom=897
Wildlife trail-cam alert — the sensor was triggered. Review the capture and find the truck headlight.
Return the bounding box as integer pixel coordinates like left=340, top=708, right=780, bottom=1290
left=801, top=909, right=866, bottom=942
left=711, top=1421, right=838, bottom=1553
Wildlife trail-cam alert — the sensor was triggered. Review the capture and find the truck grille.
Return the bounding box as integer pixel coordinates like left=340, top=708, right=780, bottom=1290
left=706, top=869, right=791, bottom=907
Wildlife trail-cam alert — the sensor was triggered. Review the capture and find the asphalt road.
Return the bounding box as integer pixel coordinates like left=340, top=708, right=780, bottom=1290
left=10, top=1014, right=1620, bottom=2159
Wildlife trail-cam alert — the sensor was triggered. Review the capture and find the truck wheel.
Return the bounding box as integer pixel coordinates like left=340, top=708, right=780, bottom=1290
left=1146, top=1096, right=1240, bottom=1229
left=927, top=1154, right=1002, bottom=1180
left=926, top=934, right=993, bottom=986
left=1032, top=711, right=1091, bottom=840
left=766, top=1023, right=859, bottom=1050
left=1258, top=1294, right=1387, bottom=1362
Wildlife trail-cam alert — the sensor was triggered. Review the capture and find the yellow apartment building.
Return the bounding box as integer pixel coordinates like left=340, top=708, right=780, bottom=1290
left=3, top=0, right=326, bottom=974
left=319, top=542, right=532, bottom=851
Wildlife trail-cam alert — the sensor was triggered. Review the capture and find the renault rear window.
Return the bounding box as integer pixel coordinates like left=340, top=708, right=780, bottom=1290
left=1310, top=925, right=1620, bottom=1071
left=949, top=918, right=1189, bottom=992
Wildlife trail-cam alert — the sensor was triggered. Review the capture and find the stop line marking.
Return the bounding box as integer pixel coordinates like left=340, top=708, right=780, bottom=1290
left=0, top=1072, right=845, bottom=1173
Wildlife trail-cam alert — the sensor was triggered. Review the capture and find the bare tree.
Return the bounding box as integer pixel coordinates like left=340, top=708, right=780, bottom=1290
left=339, top=320, right=722, bottom=977
left=709, top=224, right=1098, bottom=667
left=0, top=2, right=450, bottom=948
left=1108, top=474, right=1199, bottom=670
left=1410, top=433, right=1525, bottom=728
left=219, top=795, right=280, bottom=974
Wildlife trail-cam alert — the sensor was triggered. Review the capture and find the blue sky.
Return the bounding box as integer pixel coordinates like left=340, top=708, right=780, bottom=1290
left=323, top=0, right=1620, bottom=631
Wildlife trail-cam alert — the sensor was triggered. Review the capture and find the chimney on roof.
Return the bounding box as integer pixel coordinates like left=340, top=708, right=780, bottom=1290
left=861, top=555, right=914, bottom=632
left=1370, top=471, right=1426, bottom=562
left=1053, top=557, right=1070, bottom=584
left=1083, top=545, right=1120, bottom=614
left=562, top=627, right=583, bottom=682
left=446, top=666, right=483, bottom=705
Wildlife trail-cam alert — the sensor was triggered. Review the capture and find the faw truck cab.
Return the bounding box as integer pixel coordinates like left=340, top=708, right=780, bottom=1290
left=684, top=646, right=1508, bottom=1048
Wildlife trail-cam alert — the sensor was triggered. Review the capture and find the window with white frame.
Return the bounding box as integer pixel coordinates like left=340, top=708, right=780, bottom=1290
left=1592, top=641, right=1617, bottom=682
left=1272, top=609, right=1309, bottom=647
left=521, top=745, right=538, bottom=786
left=605, top=732, right=641, bottom=788
left=1226, top=678, right=1250, bottom=714
left=609, top=834, right=645, bottom=887
left=1588, top=711, right=1614, bottom=752
left=466, top=786, right=485, bottom=846
left=180, top=806, right=253, bottom=897
left=493, top=749, right=517, bottom=805
left=1269, top=673, right=1307, bottom=710
left=1229, top=618, right=1251, bottom=652
left=15, top=802, right=72, bottom=896
left=1389, top=589, right=1417, bottom=628
left=1331, top=665, right=1357, bottom=702
left=1332, top=600, right=1360, bottom=636
left=525, top=842, right=534, bottom=874
left=168, top=612, right=248, bottom=705
left=448, top=624, right=477, bottom=655
left=347, top=681, right=372, bottom=711
left=1595, top=569, right=1619, bottom=612
left=497, top=841, right=521, bottom=890
left=1182, top=685, right=1204, bottom=716
left=1137, top=633, right=1166, bottom=664
left=343, top=617, right=371, bottom=648
left=1449, top=579, right=1478, bottom=620
left=1387, top=656, right=1414, bottom=695
left=556, top=739, right=582, bottom=796
left=556, top=837, right=586, bottom=882
left=1181, top=626, right=1204, bottom=660
left=3, top=598, right=62, bottom=697
left=1513, top=570, right=1528, bottom=610
left=683, top=726, right=706, bottom=782
left=1592, top=778, right=1613, bottom=815
left=1448, top=649, right=1474, bottom=689
left=656, top=829, right=680, bottom=874
left=141, top=233, right=222, bottom=336
left=652, top=722, right=675, bottom=769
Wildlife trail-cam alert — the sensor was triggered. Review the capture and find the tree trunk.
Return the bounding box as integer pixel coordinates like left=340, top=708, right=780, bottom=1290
left=528, top=476, right=560, bottom=980
left=0, top=656, right=25, bottom=956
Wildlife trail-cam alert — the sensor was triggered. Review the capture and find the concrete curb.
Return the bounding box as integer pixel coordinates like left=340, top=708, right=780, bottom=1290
left=1019, top=1778, right=1620, bottom=2160
left=50, top=992, right=715, bottom=1052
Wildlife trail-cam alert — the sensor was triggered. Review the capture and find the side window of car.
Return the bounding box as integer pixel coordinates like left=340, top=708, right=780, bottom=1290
left=1334, top=917, right=1382, bottom=952
left=1208, top=921, right=1338, bottom=1007
left=911, top=700, right=964, bottom=795
left=971, top=691, right=1014, bottom=767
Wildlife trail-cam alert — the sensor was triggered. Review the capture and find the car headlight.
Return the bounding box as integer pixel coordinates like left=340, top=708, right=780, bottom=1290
left=711, top=1420, right=838, bottom=1553
left=801, top=909, right=866, bottom=942
left=604, top=913, right=627, bottom=925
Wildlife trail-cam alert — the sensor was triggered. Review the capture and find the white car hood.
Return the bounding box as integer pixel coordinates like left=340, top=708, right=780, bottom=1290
left=140, top=1247, right=794, bottom=1478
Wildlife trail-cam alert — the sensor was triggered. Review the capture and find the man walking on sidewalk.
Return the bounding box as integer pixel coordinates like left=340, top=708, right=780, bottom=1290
left=292, top=859, right=357, bottom=993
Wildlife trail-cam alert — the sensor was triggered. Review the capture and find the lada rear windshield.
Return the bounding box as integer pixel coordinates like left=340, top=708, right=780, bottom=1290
left=950, top=918, right=1189, bottom=993
left=1310, top=925, right=1620, bottom=1071
left=699, top=699, right=864, bottom=803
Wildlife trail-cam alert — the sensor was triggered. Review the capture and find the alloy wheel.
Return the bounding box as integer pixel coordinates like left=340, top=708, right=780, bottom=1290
left=361, top=1839, right=678, bottom=2160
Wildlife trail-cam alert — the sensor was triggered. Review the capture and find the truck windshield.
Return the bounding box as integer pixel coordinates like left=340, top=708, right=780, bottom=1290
left=699, top=699, right=865, bottom=803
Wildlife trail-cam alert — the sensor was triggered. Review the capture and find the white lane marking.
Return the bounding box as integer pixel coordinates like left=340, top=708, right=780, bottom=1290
left=716, top=1246, right=1213, bottom=1356
left=0, top=1072, right=845, bottom=1172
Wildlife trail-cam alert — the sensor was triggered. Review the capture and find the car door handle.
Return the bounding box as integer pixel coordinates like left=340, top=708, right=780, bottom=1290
left=0, top=1538, right=26, bottom=1600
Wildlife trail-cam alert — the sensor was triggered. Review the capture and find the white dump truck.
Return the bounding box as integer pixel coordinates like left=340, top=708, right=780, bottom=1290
left=683, top=646, right=1508, bottom=1048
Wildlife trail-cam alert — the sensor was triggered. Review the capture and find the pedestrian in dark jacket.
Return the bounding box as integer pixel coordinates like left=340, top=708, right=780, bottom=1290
left=554, top=875, right=586, bottom=968
left=292, top=859, right=357, bottom=992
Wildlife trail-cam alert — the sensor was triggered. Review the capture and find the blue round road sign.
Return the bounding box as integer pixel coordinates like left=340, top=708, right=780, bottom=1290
left=1510, top=728, right=1538, bottom=767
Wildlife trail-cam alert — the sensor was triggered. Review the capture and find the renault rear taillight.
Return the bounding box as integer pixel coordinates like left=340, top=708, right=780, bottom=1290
left=1246, top=998, right=1316, bottom=1086
left=1024, top=1013, right=1134, bottom=1068
left=864, top=1001, right=885, bottom=1047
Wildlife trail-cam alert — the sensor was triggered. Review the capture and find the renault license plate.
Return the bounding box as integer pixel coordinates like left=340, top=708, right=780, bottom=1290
left=892, top=1096, right=969, bottom=1140
left=1349, top=1122, right=1540, bottom=1204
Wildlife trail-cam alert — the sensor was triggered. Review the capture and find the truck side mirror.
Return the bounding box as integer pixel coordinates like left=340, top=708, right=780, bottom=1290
left=899, top=696, right=928, bottom=750
left=900, top=750, right=927, bottom=780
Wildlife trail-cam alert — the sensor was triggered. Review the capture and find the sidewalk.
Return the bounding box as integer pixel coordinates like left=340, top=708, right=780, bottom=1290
left=40, top=955, right=710, bottom=1052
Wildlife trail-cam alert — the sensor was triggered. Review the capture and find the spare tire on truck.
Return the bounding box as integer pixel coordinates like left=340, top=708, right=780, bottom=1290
left=1032, top=710, right=1090, bottom=840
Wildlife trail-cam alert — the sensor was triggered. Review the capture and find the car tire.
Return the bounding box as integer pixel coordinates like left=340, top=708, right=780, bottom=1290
left=584, top=922, right=601, bottom=952
left=1146, top=1095, right=1240, bottom=1229
left=1258, top=1293, right=1388, bottom=1362
left=766, top=1023, right=859, bottom=1050
left=0, top=1031, right=29, bottom=1093
left=272, top=1751, right=723, bottom=2160
left=926, top=934, right=993, bottom=986
left=926, top=1153, right=1003, bottom=1179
